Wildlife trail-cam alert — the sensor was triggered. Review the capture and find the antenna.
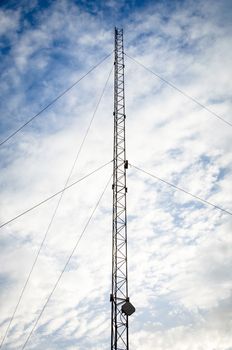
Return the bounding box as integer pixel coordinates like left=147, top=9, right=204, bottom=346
left=110, top=27, right=135, bottom=350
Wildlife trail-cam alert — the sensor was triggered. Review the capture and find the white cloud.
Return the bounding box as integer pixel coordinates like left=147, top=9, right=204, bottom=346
left=0, top=8, right=20, bottom=36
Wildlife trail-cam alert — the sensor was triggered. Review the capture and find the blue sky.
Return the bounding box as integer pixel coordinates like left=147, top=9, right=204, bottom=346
left=0, top=0, right=232, bottom=349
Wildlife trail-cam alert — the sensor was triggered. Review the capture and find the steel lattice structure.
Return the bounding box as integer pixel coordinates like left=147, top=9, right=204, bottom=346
left=111, top=27, right=135, bottom=350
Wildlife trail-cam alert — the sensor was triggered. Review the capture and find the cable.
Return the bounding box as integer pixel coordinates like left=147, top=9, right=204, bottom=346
left=0, top=65, right=113, bottom=348
left=130, top=163, right=232, bottom=217
left=0, top=52, right=113, bottom=147
left=125, top=53, right=232, bottom=128
left=20, top=174, right=112, bottom=350
left=0, top=161, right=112, bottom=230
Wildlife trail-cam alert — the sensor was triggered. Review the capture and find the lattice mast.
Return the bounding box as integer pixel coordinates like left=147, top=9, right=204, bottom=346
left=110, top=27, right=135, bottom=350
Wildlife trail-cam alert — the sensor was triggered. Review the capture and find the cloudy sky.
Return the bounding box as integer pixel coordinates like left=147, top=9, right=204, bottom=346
left=0, top=0, right=232, bottom=349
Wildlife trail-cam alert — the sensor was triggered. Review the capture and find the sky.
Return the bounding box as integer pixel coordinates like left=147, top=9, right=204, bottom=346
left=0, top=0, right=232, bottom=349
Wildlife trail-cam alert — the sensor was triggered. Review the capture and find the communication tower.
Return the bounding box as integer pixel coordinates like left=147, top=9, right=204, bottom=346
left=110, top=27, right=135, bottom=350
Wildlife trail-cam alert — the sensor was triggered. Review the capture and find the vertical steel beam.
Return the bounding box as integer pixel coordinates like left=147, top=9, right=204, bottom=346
left=111, top=27, right=134, bottom=350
